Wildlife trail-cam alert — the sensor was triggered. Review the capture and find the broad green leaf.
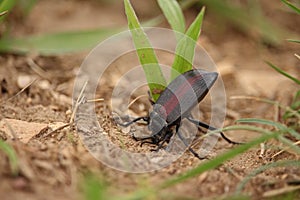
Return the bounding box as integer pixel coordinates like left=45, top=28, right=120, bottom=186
left=265, top=61, right=300, bottom=85
left=281, top=0, right=300, bottom=14
left=158, top=0, right=185, bottom=40
left=170, top=7, right=205, bottom=81
left=124, top=0, right=166, bottom=101
left=0, top=28, right=120, bottom=55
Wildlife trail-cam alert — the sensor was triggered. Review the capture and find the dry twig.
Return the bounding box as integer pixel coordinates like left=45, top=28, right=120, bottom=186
left=26, top=58, right=50, bottom=80
left=5, top=78, right=37, bottom=103
left=272, top=140, right=300, bottom=159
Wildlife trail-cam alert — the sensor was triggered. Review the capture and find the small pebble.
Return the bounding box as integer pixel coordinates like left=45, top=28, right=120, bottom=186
left=26, top=98, right=32, bottom=104
left=39, top=143, right=48, bottom=151
left=65, top=109, right=72, bottom=116
left=281, top=174, right=288, bottom=180
left=57, top=132, right=64, bottom=141
left=38, top=80, right=51, bottom=90
left=224, top=185, right=230, bottom=193
left=12, top=177, right=29, bottom=190
left=210, top=185, right=217, bottom=192
left=17, top=75, right=32, bottom=88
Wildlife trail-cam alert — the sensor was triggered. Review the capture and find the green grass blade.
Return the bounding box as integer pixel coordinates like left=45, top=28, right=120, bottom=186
left=142, top=0, right=201, bottom=28
left=200, top=0, right=284, bottom=45
left=287, top=39, right=300, bottom=43
left=157, top=0, right=185, bottom=40
left=114, top=188, right=155, bottom=200
left=236, top=118, right=300, bottom=140
left=0, top=139, right=19, bottom=175
left=236, top=118, right=300, bottom=154
left=0, top=10, right=8, bottom=17
left=277, top=135, right=300, bottom=155
left=184, top=6, right=205, bottom=48
left=124, top=0, right=167, bottom=101
left=179, top=0, right=198, bottom=9
left=236, top=160, right=300, bottom=194
left=231, top=96, right=300, bottom=119
left=0, top=1, right=197, bottom=56
left=141, top=15, right=164, bottom=27
left=170, top=7, right=205, bottom=81
left=0, top=19, right=163, bottom=55
left=161, top=125, right=277, bottom=188
left=18, top=0, right=37, bottom=15
left=82, top=173, right=107, bottom=200
left=291, top=90, right=300, bottom=108
left=0, top=28, right=120, bottom=55
left=0, top=0, right=16, bottom=22
left=265, top=61, right=300, bottom=85
left=281, top=0, right=300, bottom=14
left=236, top=118, right=286, bottom=128
left=121, top=126, right=276, bottom=200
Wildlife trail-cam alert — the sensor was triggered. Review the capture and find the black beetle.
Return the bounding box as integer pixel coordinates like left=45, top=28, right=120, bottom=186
left=117, top=69, right=239, bottom=159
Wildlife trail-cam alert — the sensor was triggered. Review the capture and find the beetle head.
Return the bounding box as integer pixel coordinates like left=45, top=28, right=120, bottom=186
left=148, top=110, right=168, bottom=135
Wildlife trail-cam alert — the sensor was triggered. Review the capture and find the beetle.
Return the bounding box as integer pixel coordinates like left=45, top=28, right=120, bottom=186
left=116, top=69, right=240, bottom=159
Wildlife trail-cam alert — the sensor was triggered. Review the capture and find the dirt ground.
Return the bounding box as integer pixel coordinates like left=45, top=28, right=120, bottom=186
left=0, top=0, right=299, bottom=199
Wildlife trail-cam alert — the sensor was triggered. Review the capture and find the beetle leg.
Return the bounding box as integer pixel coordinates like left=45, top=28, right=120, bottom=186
left=140, top=140, right=155, bottom=146
left=132, top=136, right=167, bottom=150
left=187, top=117, right=242, bottom=145
left=132, top=134, right=160, bottom=148
left=116, top=116, right=149, bottom=127
left=135, top=128, right=172, bottom=151
left=133, top=136, right=157, bottom=147
left=150, top=133, right=171, bottom=152
left=175, top=125, right=204, bottom=160
left=132, top=134, right=155, bottom=142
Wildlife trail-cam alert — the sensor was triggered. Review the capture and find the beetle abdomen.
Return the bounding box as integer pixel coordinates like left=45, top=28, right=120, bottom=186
left=155, top=69, right=218, bottom=125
